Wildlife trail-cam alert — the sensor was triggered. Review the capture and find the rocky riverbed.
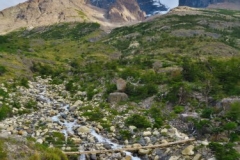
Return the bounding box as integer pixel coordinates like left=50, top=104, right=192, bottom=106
left=0, top=77, right=216, bottom=160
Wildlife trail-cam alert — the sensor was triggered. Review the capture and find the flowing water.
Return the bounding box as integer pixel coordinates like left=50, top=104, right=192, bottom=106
left=38, top=84, right=140, bottom=160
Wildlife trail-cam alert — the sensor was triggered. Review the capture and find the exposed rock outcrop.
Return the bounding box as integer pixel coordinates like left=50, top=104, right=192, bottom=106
left=88, top=0, right=168, bottom=16
left=0, top=0, right=112, bottom=34
left=107, top=0, right=145, bottom=22
left=108, top=92, right=128, bottom=103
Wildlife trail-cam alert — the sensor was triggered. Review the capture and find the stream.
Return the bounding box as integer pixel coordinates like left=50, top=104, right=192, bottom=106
left=37, top=84, right=140, bottom=160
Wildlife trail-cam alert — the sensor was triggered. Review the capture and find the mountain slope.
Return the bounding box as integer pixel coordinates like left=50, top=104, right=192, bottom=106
left=0, top=7, right=240, bottom=160
left=0, top=0, right=147, bottom=35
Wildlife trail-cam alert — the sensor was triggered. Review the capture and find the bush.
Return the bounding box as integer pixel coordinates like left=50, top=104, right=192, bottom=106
left=201, top=108, right=214, bottom=118
left=146, top=106, right=164, bottom=128
left=119, top=130, right=132, bottom=140
left=0, top=89, right=8, bottom=99
left=0, top=140, right=7, bottom=160
left=82, top=107, right=104, bottom=121
left=125, top=114, right=151, bottom=129
left=226, top=102, right=240, bottom=121
left=25, top=99, right=37, bottom=109
left=0, top=105, right=12, bottom=120
left=174, top=105, right=185, bottom=114
left=209, top=142, right=240, bottom=160
left=19, top=77, right=29, bottom=88
left=126, top=83, right=158, bottom=100
left=0, top=65, right=6, bottom=76
left=65, top=80, right=76, bottom=93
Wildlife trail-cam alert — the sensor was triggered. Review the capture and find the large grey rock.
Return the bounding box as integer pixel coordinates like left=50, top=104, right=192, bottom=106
left=217, top=97, right=240, bottom=111
left=181, top=112, right=199, bottom=121
left=108, top=92, right=128, bottom=103
left=103, top=143, right=112, bottom=149
left=116, top=78, right=127, bottom=92
left=90, top=154, right=97, bottom=160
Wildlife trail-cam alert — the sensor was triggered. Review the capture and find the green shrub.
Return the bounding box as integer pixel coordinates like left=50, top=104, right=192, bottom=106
left=126, top=83, right=158, bottom=100
left=0, top=89, right=8, bottom=99
left=174, top=105, right=185, bottom=114
left=19, top=77, right=29, bottom=88
left=146, top=106, right=164, bottom=128
left=226, top=102, right=240, bottom=121
left=25, top=99, right=37, bottom=109
left=65, top=80, right=76, bottom=93
left=0, top=105, right=12, bottom=120
left=0, top=66, right=6, bottom=76
left=223, top=122, right=237, bottom=135
left=82, top=107, right=104, bottom=121
left=209, top=142, right=240, bottom=160
left=119, top=130, right=132, bottom=140
left=201, top=108, right=214, bottom=118
left=41, top=152, right=61, bottom=160
left=0, top=140, right=7, bottom=160
left=28, top=153, right=41, bottom=160
left=125, top=114, right=151, bottom=129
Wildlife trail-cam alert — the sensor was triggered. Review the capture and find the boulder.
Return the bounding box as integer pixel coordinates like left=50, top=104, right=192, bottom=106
left=169, top=156, right=180, bottom=160
left=103, top=143, right=112, bottom=150
left=217, top=97, right=240, bottom=111
left=73, top=100, right=83, bottom=107
left=193, top=154, right=202, bottom=160
left=125, top=155, right=132, bottom=160
left=116, top=78, right=127, bottom=92
left=144, top=137, right=151, bottom=144
left=36, top=139, right=43, bottom=144
left=129, top=126, right=137, bottom=132
left=132, top=143, right=142, bottom=148
left=110, top=126, right=116, bottom=132
left=71, top=137, right=82, bottom=144
left=138, top=149, right=151, bottom=155
left=161, top=128, right=168, bottom=133
left=90, top=154, right=97, bottom=160
left=77, top=126, right=91, bottom=134
left=182, top=145, right=194, bottom=155
left=108, top=92, right=128, bottom=103
left=143, top=131, right=151, bottom=136
left=181, top=112, right=199, bottom=121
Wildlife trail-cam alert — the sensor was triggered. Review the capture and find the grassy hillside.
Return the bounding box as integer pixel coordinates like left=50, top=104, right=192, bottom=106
left=0, top=8, right=240, bottom=159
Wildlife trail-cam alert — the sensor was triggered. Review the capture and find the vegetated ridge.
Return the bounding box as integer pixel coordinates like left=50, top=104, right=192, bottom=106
left=0, top=6, right=240, bottom=160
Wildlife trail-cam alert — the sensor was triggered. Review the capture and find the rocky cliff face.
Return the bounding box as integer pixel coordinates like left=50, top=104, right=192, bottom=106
left=107, top=0, right=145, bottom=22
left=89, top=0, right=168, bottom=16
